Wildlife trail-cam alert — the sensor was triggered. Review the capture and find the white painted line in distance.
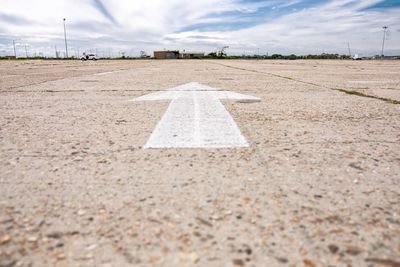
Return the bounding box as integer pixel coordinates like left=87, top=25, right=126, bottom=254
left=347, top=80, right=399, bottom=84
left=94, top=70, right=122, bottom=76
left=131, top=82, right=260, bottom=149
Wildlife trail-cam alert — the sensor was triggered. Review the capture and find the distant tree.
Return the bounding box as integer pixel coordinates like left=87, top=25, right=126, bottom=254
left=271, top=54, right=282, bottom=59
left=206, top=52, right=218, bottom=58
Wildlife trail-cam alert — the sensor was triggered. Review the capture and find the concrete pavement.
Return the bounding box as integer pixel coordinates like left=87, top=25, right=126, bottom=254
left=1, top=60, right=399, bottom=267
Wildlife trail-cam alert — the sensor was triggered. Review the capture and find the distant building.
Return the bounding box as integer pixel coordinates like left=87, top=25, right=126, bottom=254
left=180, top=52, right=205, bottom=59
left=154, top=50, right=179, bottom=59
left=153, top=50, right=205, bottom=59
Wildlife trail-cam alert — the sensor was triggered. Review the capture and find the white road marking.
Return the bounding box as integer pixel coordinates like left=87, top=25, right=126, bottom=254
left=347, top=80, right=398, bottom=84
left=94, top=71, right=121, bottom=76
left=131, top=82, right=260, bottom=149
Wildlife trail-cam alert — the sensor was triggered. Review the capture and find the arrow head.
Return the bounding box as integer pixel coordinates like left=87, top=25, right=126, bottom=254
left=131, top=82, right=260, bottom=102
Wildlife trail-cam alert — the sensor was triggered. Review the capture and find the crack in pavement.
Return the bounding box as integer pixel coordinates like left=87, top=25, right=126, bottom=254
left=212, top=62, right=400, bottom=104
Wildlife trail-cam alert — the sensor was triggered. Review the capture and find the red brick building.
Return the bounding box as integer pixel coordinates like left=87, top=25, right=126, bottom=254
left=153, top=51, right=179, bottom=59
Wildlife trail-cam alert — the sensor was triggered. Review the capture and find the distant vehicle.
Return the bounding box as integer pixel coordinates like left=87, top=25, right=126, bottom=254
left=81, top=54, right=98, bottom=61
left=352, top=54, right=362, bottom=60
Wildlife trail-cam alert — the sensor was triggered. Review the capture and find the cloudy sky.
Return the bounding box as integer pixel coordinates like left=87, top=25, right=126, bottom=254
left=0, top=0, right=399, bottom=57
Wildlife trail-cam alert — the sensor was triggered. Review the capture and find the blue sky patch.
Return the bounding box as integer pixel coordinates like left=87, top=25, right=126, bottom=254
left=181, top=0, right=326, bottom=32
left=364, top=0, right=400, bottom=10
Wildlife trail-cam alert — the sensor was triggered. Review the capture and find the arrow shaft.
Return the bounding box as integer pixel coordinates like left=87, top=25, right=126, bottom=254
left=144, top=92, right=249, bottom=148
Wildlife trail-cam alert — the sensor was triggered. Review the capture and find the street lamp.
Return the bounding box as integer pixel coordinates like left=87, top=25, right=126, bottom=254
left=63, top=18, right=69, bottom=58
left=24, top=44, right=29, bottom=58
left=381, top=26, right=388, bottom=57
left=12, top=39, right=21, bottom=58
left=12, top=40, right=17, bottom=58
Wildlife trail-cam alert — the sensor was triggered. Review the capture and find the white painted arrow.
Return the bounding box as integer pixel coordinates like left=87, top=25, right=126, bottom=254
left=131, top=82, right=260, bottom=149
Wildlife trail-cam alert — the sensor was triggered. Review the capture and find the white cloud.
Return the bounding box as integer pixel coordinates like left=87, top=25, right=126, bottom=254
left=168, top=0, right=400, bottom=56
left=0, top=0, right=399, bottom=57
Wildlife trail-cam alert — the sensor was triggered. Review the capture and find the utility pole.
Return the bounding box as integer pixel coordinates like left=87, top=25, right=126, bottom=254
left=347, top=42, right=351, bottom=57
left=63, top=18, right=69, bottom=58
left=381, top=26, right=388, bottom=57
left=12, top=40, right=17, bottom=58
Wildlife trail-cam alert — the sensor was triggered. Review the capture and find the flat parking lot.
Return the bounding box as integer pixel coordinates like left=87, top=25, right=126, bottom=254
left=1, top=59, right=399, bottom=267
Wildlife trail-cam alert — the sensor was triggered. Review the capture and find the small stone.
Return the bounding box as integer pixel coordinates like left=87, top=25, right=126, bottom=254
left=27, top=236, right=38, bottom=242
left=55, top=240, right=64, bottom=248
left=46, top=230, right=62, bottom=239
left=277, top=257, right=288, bottom=263
left=346, top=245, right=363, bottom=256
left=328, top=244, right=339, bottom=254
left=0, top=234, right=11, bottom=245
left=244, top=247, right=252, bottom=255
left=211, top=214, right=221, bottom=220
left=84, top=253, right=94, bottom=259
left=74, top=156, right=83, bottom=161
left=190, top=252, right=200, bottom=263
left=303, top=258, right=317, bottom=267
left=154, top=228, right=162, bottom=237
left=196, top=217, right=213, bottom=227
left=233, top=259, right=245, bottom=266
left=77, top=209, right=86, bottom=216
left=224, top=210, right=233, bottom=216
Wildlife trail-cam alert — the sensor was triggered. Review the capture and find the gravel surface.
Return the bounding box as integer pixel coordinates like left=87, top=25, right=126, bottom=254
left=1, top=59, right=399, bottom=267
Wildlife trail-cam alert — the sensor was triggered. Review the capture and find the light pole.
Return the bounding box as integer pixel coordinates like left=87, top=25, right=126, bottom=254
left=347, top=42, right=351, bottom=57
left=12, top=40, right=17, bottom=58
left=63, top=18, right=69, bottom=58
left=381, top=26, right=388, bottom=57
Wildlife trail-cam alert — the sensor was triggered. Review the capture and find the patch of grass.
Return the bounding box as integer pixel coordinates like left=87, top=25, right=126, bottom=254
left=336, top=89, right=400, bottom=104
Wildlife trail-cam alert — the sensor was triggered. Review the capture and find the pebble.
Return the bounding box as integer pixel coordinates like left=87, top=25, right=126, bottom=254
left=346, top=245, right=363, bottom=256
left=57, top=253, right=66, bottom=260
left=224, top=210, right=233, bottom=216
left=196, top=217, right=213, bottom=227
left=153, top=228, right=162, bottom=237
left=277, top=257, right=288, bottom=263
left=303, top=258, right=317, bottom=267
left=86, top=244, right=97, bottom=251
left=0, top=234, right=12, bottom=245
left=328, top=244, right=339, bottom=254
left=191, top=253, right=200, bottom=263
left=55, top=240, right=64, bottom=248
left=46, top=230, right=63, bottom=239
left=232, top=259, right=245, bottom=266
left=77, top=209, right=87, bottom=216
left=27, top=236, right=38, bottom=242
